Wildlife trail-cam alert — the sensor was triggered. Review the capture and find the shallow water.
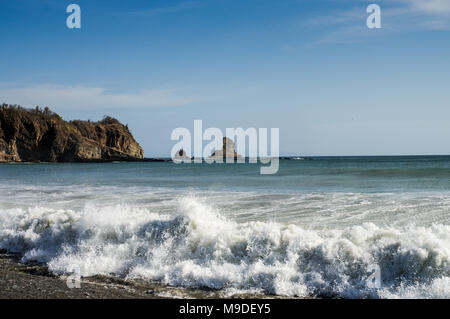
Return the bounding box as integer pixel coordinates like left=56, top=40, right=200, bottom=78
left=1, top=156, right=450, bottom=298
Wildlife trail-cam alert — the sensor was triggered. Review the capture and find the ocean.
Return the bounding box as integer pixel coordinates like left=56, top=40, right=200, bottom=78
left=1, top=156, right=450, bottom=298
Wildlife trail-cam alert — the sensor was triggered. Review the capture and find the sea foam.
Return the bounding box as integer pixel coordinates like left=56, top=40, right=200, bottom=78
left=1, top=196, right=450, bottom=298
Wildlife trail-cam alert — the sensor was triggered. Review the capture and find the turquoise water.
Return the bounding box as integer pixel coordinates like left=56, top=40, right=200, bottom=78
left=1, top=156, right=450, bottom=298
left=3, top=156, right=450, bottom=192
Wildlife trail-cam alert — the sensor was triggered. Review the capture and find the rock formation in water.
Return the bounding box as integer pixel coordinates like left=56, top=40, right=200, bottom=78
left=173, top=148, right=190, bottom=162
left=210, top=137, right=243, bottom=159
left=0, top=104, right=144, bottom=162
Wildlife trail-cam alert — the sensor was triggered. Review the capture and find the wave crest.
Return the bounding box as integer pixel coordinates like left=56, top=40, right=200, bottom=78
left=1, top=197, right=450, bottom=298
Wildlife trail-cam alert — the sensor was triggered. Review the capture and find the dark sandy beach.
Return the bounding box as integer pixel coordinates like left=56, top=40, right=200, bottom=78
left=0, top=252, right=279, bottom=299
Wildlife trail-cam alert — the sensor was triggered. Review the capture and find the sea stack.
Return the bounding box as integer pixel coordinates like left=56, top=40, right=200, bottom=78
left=173, top=148, right=190, bottom=162
left=210, top=137, right=243, bottom=160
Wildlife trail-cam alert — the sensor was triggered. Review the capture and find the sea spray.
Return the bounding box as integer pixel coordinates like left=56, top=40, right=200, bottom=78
left=1, top=196, right=450, bottom=298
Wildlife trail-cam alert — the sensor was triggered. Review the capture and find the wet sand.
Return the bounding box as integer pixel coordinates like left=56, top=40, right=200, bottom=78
left=0, top=252, right=282, bottom=299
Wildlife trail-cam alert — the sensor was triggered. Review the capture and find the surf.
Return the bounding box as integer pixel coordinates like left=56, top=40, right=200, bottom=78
left=1, top=196, right=450, bottom=298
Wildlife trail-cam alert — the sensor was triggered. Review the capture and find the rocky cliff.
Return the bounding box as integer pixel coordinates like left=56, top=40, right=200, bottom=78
left=0, top=105, right=144, bottom=162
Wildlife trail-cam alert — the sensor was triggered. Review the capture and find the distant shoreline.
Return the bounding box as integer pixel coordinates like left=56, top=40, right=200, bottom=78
left=2, top=155, right=450, bottom=164
left=0, top=158, right=171, bottom=164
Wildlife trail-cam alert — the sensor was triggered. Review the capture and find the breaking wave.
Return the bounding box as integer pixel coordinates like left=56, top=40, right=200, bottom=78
left=1, top=196, right=450, bottom=298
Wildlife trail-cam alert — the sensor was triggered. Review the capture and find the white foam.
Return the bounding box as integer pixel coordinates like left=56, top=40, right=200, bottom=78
left=1, top=196, right=450, bottom=298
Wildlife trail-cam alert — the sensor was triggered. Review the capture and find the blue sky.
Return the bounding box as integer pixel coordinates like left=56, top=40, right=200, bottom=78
left=1, top=0, right=450, bottom=156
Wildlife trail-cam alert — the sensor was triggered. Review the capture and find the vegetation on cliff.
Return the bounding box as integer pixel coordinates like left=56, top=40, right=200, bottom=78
left=0, top=104, right=144, bottom=162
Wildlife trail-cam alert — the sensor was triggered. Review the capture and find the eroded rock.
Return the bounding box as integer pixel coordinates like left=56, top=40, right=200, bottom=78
left=0, top=105, right=144, bottom=162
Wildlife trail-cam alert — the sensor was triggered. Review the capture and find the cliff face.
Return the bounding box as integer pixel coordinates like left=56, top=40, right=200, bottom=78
left=0, top=105, right=144, bottom=162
